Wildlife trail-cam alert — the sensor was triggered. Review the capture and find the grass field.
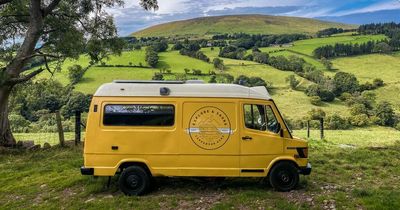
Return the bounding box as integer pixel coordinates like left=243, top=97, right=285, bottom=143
left=132, top=15, right=354, bottom=38
left=332, top=53, right=400, bottom=113
left=2, top=127, right=399, bottom=209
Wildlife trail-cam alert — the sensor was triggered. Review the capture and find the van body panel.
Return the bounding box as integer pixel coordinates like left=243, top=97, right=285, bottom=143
left=83, top=92, right=309, bottom=177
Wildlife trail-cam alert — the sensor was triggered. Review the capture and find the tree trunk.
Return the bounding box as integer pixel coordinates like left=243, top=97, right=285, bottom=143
left=0, top=85, right=16, bottom=147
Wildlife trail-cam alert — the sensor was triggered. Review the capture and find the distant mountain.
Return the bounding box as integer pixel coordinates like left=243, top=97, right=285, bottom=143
left=131, top=14, right=355, bottom=37
left=317, top=9, right=400, bottom=25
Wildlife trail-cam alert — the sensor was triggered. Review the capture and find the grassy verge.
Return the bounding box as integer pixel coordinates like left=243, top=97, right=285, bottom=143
left=2, top=128, right=399, bottom=209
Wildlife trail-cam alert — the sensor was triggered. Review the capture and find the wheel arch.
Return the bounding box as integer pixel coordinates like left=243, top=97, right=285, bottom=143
left=117, top=160, right=152, bottom=176
left=266, top=157, right=299, bottom=176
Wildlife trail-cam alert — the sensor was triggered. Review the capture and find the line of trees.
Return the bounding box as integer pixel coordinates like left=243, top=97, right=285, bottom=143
left=178, top=42, right=210, bottom=62
left=312, top=39, right=399, bottom=58
left=358, top=22, right=400, bottom=35
left=316, top=28, right=345, bottom=37
left=212, top=33, right=308, bottom=47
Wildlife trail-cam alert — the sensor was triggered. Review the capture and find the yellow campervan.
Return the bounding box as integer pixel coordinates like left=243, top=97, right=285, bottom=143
left=81, top=80, right=311, bottom=195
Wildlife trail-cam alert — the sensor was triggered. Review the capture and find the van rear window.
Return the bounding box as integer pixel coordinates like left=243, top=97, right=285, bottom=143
left=103, top=104, right=175, bottom=126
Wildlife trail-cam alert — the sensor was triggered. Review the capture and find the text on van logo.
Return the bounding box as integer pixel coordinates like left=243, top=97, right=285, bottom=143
left=188, top=106, right=231, bottom=150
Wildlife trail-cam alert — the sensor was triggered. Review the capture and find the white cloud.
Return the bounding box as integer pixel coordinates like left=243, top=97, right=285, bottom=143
left=331, top=0, right=400, bottom=16
left=205, top=0, right=309, bottom=12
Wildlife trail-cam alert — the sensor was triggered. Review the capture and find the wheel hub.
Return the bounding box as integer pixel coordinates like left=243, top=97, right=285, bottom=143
left=127, top=175, right=140, bottom=188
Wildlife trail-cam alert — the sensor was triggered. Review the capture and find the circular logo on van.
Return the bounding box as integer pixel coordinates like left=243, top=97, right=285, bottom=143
left=188, top=106, right=231, bottom=150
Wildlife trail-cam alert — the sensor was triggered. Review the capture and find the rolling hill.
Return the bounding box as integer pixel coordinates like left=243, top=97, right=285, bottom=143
left=132, top=14, right=355, bottom=37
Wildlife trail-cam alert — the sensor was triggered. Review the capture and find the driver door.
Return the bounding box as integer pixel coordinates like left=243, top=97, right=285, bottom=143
left=239, top=101, right=284, bottom=175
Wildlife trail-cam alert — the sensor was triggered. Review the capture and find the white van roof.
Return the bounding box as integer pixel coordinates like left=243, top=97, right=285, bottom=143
left=94, top=80, right=271, bottom=100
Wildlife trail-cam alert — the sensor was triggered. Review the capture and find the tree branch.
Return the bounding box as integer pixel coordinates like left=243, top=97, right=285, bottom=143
left=0, top=0, right=12, bottom=6
left=8, top=68, right=44, bottom=84
left=42, top=0, right=61, bottom=16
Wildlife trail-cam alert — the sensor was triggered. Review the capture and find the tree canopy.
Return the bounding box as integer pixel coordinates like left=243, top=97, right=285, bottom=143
left=0, top=0, right=159, bottom=146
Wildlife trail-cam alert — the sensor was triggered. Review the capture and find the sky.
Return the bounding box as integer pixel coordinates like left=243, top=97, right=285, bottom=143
left=106, top=0, right=400, bottom=36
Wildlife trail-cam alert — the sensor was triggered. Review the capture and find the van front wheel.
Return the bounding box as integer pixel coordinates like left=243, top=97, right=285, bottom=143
left=119, top=166, right=151, bottom=196
left=269, top=162, right=299, bottom=192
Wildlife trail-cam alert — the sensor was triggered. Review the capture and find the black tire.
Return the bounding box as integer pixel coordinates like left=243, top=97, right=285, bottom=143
left=269, top=162, right=299, bottom=192
left=118, top=166, right=151, bottom=196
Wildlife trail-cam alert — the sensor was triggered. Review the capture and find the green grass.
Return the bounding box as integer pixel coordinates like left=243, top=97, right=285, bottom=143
left=75, top=66, right=159, bottom=93
left=2, top=127, right=399, bottom=209
left=269, top=50, right=325, bottom=70
left=132, top=15, right=355, bottom=38
left=332, top=53, right=400, bottom=112
left=288, top=34, right=386, bottom=56
left=104, top=50, right=147, bottom=66
left=157, top=50, right=214, bottom=74
left=14, top=132, right=83, bottom=146
left=34, top=55, right=92, bottom=86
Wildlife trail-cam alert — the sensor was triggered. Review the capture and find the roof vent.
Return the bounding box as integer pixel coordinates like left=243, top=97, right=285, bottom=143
left=160, top=87, right=170, bottom=96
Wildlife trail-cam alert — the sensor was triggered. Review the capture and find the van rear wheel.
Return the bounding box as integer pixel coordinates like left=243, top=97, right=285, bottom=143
left=269, top=162, right=299, bottom=192
left=119, top=166, right=151, bottom=196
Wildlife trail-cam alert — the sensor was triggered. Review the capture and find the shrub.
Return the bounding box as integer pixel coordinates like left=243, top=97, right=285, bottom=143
left=152, top=72, right=164, bottom=80
left=220, top=74, right=234, bottom=83
left=396, top=123, right=400, bottom=131
left=321, top=57, right=333, bottom=70
left=326, top=114, right=351, bottom=129
left=307, top=108, right=326, bottom=120
left=286, top=75, right=300, bottom=90
left=213, top=58, right=224, bottom=70
left=209, top=75, right=217, bottom=83
left=253, top=52, right=269, bottom=64
left=310, top=96, right=322, bottom=106
left=68, top=64, right=85, bottom=84
left=374, top=101, right=396, bottom=126
left=9, top=114, right=30, bottom=132
left=373, top=78, right=384, bottom=87
left=184, top=68, right=190, bottom=74
left=306, top=84, right=335, bottom=102
left=174, top=73, right=187, bottom=81
left=339, top=92, right=352, bottom=101
left=145, top=47, right=159, bottom=67
left=349, top=114, right=370, bottom=126
left=61, top=92, right=92, bottom=118
left=192, top=69, right=202, bottom=75
left=350, top=103, right=368, bottom=116
left=234, top=75, right=271, bottom=88
left=333, top=72, right=359, bottom=96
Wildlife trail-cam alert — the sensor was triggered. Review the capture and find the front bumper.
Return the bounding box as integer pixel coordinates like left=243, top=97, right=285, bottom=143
left=80, top=167, right=94, bottom=175
left=299, top=163, right=312, bottom=175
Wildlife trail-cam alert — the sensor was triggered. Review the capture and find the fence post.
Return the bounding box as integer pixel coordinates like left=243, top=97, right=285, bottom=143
left=75, top=111, right=81, bottom=146
left=307, top=120, right=310, bottom=138
left=56, top=111, right=65, bottom=147
left=320, top=118, right=324, bottom=139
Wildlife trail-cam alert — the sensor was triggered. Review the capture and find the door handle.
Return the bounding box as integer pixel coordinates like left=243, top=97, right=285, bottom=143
left=242, top=136, right=253, bottom=140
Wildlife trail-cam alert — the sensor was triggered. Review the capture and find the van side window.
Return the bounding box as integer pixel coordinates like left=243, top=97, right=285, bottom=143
left=244, top=104, right=266, bottom=131
left=265, top=105, right=279, bottom=133
left=244, top=104, right=279, bottom=133
left=103, top=104, right=174, bottom=126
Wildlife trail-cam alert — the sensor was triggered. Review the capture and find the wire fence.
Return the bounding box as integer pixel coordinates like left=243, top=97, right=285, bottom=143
left=13, top=111, right=85, bottom=146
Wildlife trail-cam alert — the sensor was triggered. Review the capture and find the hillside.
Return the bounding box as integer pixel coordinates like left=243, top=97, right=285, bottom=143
left=132, top=15, right=355, bottom=37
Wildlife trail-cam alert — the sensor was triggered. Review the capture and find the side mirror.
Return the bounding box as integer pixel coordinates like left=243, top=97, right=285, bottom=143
left=279, top=127, right=284, bottom=137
